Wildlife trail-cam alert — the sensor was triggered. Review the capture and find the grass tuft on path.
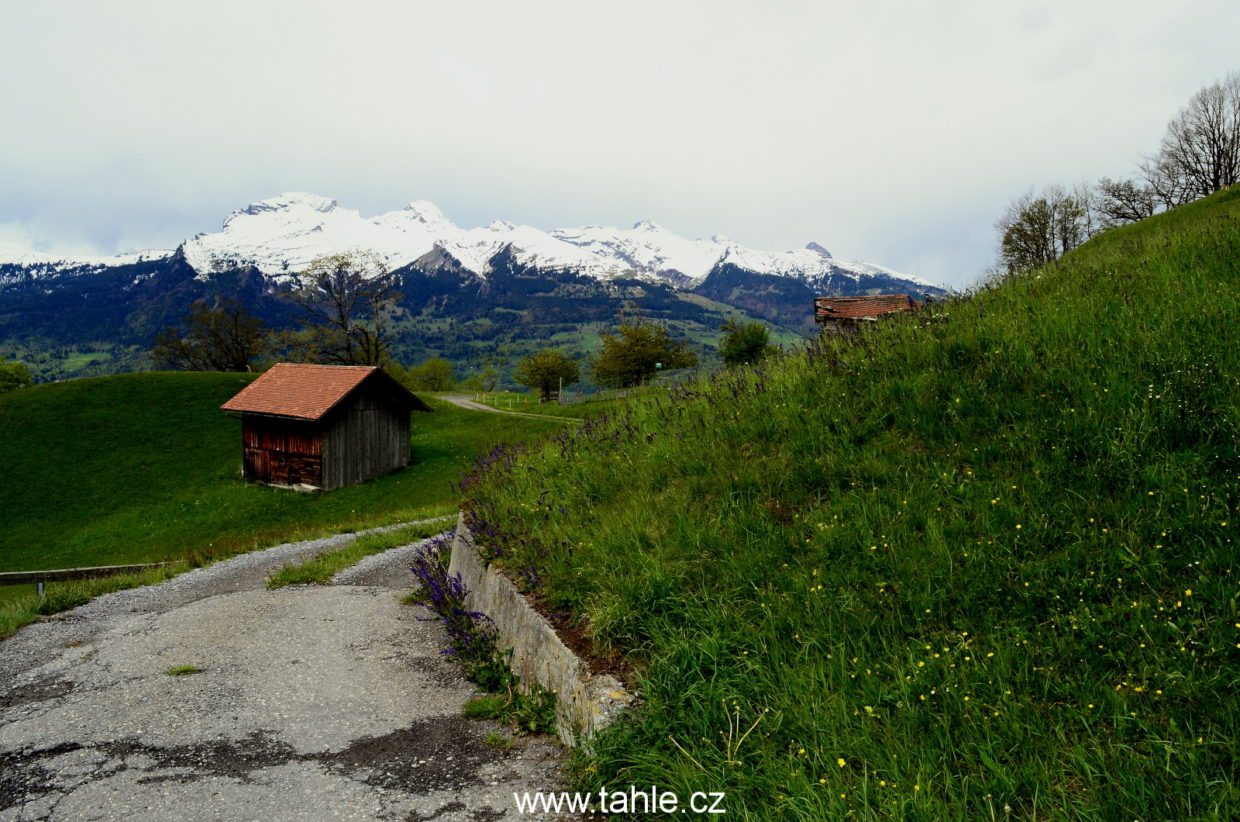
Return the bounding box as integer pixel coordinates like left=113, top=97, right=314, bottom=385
left=469, top=388, right=656, bottom=419
left=266, top=519, right=453, bottom=588
left=165, top=664, right=202, bottom=676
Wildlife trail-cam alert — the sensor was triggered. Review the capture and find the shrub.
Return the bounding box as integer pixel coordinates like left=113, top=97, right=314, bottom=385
left=719, top=320, right=775, bottom=366
left=0, top=358, right=33, bottom=393
left=393, top=357, right=456, bottom=392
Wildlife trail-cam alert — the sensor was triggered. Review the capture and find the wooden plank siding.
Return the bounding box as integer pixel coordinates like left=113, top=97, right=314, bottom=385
left=321, top=394, right=410, bottom=491
left=241, top=414, right=324, bottom=488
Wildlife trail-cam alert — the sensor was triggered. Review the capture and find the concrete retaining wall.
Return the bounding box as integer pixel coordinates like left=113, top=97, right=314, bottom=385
left=448, top=514, right=632, bottom=746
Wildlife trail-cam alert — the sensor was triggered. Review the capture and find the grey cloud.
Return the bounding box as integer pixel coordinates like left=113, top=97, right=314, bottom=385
left=1, top=0, right=1237, bottom=288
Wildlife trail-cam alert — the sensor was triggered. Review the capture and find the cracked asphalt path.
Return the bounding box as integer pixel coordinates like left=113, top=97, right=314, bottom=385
left=0, top=524, right=564, bottom=821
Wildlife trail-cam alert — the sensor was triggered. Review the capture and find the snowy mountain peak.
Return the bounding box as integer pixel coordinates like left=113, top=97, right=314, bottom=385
left=238, top=192, right=339, bottom=217
left=401, top=200, right=451, bottom=225
left=805, top=241, right=832, bottom=257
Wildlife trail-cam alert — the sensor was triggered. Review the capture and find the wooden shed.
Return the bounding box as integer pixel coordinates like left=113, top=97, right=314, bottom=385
left=220, top=363, right=431, bottom=491
left=814, top=294, right=920, bottom=334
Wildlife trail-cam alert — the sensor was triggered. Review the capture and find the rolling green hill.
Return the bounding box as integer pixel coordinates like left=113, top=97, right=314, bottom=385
left=0, top=372, right=561, bottom=578
left=463, top=189, right=1240, bottom=819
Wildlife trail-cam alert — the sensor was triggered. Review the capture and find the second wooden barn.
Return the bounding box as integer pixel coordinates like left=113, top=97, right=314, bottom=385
left=814, top=294, right=921, bottom=334
left=220, top=363, right=431, bottom=491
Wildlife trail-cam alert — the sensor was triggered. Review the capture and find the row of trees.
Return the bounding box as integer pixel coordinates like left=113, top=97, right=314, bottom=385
left=513, top=308, right=701, bottom=400
left=512, top=315, right=775, bottom=401
left=997, top=71, right=1240, bottom=274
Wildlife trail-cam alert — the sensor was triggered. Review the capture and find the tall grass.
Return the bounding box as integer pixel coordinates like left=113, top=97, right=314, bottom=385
left=462, top=189, right=1240, bottom=819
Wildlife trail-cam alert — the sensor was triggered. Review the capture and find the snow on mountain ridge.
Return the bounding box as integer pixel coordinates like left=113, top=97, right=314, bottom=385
left=0, top=242, right=171, bottom=269
left=233, top=192, right=339, bottom=219
left=2, top=193, right=939, bottom=291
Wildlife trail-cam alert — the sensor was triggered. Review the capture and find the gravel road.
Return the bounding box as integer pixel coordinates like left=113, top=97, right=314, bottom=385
left=438, top=396, right=576, bottom=423
left=0, top=523, right=564, bottom=821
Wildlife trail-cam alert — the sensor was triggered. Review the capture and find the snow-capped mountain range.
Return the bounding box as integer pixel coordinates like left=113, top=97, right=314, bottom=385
left=2, top=192, right=939, bottom=292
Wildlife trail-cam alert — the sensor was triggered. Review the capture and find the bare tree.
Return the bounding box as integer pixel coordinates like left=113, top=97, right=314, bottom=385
left=153, top=298, right=268, bottom=372
left=292, top=252, right=402, bottom=366
left=1138, top=154, right=1194, bottom=211
left=996, top=185, right=1093, bottom=274
left=1150, top=71, right=1240, bottom=201
left=994, top=73, right=1240, bottom=272
left=1094, top=176, right=1157, bottom=228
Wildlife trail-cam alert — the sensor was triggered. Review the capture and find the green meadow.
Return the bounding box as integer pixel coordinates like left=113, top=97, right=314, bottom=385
left=463, top=189, right=1240, bottom=819
left=0, top=373, right=561, bottom=611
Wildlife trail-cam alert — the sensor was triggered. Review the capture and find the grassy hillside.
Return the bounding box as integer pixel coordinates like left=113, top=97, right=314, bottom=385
left=463, top=189, right=1240, bottom=819
left=0, top=372, right=561, bottom=581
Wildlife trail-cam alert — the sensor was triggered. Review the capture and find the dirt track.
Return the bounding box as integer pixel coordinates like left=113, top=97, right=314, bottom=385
left=438, top=395, right=577, bottom=423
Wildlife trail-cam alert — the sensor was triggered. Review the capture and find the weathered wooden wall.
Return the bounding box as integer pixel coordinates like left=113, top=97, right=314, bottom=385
left=241, top=414, right=324, bottom=487
left=321, top=391, right=410, bottom=491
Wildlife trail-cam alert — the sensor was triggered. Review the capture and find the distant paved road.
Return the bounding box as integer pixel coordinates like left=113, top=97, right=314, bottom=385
left=439, top=395, right=576, bottom=423
left=0, top=524, right=563, bottom=821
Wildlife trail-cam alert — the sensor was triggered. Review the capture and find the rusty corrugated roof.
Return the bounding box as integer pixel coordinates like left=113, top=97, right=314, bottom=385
left=815, top=294, right=918, bottom=321
left=220, top=363, right=427, bottom=420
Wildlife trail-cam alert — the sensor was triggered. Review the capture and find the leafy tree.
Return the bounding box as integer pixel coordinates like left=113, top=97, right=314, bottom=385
left=395, top=357, right=457, bottom=392
left=592, top=308, right=698, bottom=387
left=153, top=298, right=268, bottom=372
left=996, top=185, right=1093, bottom=275
left=719, top=320, right=775, bottom=366
left=293, top=252, right=401, bottom=365
left=475, top=365, right=501, bottom=392
left=515, top=349, right=579, bottom=401
left=459, top=364, right=501, bottom=393
left=0, top=358, right=33, bottom=393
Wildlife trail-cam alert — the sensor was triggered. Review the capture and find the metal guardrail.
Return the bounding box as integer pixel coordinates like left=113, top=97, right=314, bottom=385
left=0, top=562, right=174, bottom=596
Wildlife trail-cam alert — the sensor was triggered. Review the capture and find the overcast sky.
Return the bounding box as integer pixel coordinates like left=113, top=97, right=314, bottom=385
left=1, top=1, right=1237, bottom=287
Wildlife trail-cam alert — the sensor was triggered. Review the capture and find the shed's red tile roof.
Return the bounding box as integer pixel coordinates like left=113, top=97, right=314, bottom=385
left=814, top=294, right=919, bottom=321
left=220, top=363, right=396, bottom=420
